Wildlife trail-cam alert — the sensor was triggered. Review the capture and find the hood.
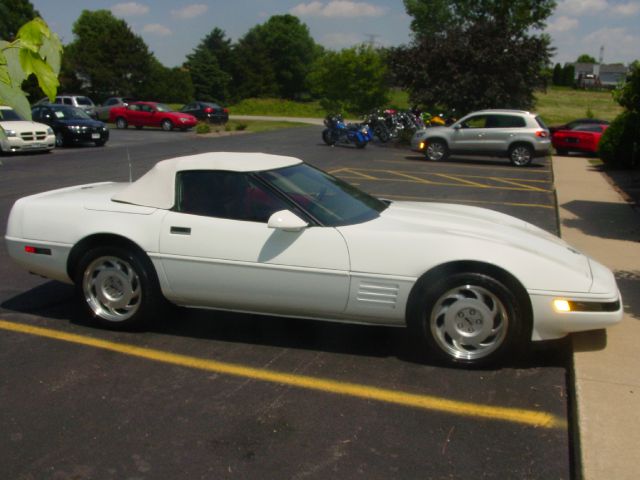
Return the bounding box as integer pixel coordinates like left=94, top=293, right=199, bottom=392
left=338, top=201, right=593, bottom=293
left=58, top=118, right=105, bottom=128
left=0, top=120, right=51, bottom=132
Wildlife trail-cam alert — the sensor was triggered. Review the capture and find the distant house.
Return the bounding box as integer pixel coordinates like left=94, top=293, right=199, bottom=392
left=571, top=62, right=629, bottom=88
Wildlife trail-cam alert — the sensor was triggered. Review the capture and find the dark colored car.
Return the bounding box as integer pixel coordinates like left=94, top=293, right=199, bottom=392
left=549, top=118, right=609, bottom=134
left=180, top=101, right=229, bottom=124
left=31, top=104, right=109, bottom=147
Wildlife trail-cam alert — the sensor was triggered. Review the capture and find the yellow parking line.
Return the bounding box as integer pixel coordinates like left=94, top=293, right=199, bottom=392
left=489, top=177, right=550, bottom=192
left=434, top=173, right=488, bottom=188
left=0, top=319, right=565, bottom=429
left=386, top=170, right=433, bottom=184
left=376, top=193, right=555, bottom=209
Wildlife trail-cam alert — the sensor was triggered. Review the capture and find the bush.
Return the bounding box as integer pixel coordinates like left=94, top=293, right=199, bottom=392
left=599, top=111, right=640, bottom=168
left=196, top=122, right=211, bottom=134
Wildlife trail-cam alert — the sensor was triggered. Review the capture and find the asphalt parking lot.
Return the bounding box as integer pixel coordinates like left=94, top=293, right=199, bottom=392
left=0, top=127, right=572, bottom=479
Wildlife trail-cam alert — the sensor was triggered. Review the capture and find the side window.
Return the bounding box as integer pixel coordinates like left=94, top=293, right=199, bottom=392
left=54, top=97, right=62, bottom=104
left=177, top=171, right=291, bottom=222
left=493, top=115, right=526, bottom=128
left=128, top=104, right=140, bottom=111
left=462, top=116, right=487, bottom=128
left=106, top=99, right=117, bottom=106
left=63, top=98, right=72, bottom=105
left=184, top=103, right=196, bottom=110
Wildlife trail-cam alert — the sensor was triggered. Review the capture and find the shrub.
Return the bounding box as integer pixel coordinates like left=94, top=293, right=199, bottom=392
left=235, top=123, right=248, bottom=131
left=196, top=122, right=211, bottom=134
left=599, top=111, right=640, bottom=168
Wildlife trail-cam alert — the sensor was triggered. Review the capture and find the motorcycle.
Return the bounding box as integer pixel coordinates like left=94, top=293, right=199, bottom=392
left=322, top=114, right=372, bottom=149
left=363, top=110, right=391, bottom=143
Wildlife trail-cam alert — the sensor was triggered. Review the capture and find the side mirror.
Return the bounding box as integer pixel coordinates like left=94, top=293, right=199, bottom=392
left=267, top=210, right=308, bottom=232
left=453, top=124, right=462, bottom=130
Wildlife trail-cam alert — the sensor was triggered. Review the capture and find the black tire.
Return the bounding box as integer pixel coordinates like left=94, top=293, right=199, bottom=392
left=355, top=138, right=367, bottom=149
left=374, top=125, right=390, bottom=143
left=75, top=246, right=162, bottom=330
left=509, top=143, right=534, bottom=166
left=322, top=129, right=336, bottom=146
left=115, top=117, right=128, bottom=129
left=408, top=272, right=530, bottom=368
left=161, top=119, right=173, bottom=131
left=424, top=139, right=449, bottom=161
left=55, top=132, right=65, bottom=147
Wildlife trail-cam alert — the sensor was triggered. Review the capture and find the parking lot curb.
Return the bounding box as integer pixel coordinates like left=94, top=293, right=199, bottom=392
left=553, top=155, right=640, bottom=480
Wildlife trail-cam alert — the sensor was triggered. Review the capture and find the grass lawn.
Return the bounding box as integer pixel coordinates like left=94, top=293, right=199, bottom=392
left=200, top=119, right=309, bottom=134
left=533, top=86, right=622, bottom=125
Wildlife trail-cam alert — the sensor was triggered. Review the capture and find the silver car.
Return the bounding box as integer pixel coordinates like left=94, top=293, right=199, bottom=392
left=411, top=109, right=551, bottom=167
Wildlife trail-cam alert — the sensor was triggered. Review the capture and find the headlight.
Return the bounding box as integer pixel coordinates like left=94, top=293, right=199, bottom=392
left=4, top=129, right=17, bottom=137
left=47, top=127, right=54, bottom=135
left=179, top=117, right=189, bottom=123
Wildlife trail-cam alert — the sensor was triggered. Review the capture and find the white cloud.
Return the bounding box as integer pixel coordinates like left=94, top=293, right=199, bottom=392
left=171, top=4, right=208, bottom=19
left=546, top=15, right=579, bottom=33
left=142, top=24, right=172, bottom=36
left=582, top=27, right=639, bottom=62
left=557, top=0, right=608, bottom=15
left=612, top=2, right=640, bottom=15
left=322, top=32, right=363, bottom=47
left=291, top=1, right=386, bottom=18
left=111, top=2, right=149, bottom=16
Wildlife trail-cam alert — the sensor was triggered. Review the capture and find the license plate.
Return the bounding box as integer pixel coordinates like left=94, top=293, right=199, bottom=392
left=91, top=133, right=100, bottom=139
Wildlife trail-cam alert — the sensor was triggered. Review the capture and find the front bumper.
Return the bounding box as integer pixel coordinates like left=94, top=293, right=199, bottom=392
left=1, top=133, right=55, bottom=153
left=63, top=127, right=109, bottom=144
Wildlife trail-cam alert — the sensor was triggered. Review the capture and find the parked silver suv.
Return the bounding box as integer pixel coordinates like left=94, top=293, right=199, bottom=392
left=411, top=109, right=551, bottom=166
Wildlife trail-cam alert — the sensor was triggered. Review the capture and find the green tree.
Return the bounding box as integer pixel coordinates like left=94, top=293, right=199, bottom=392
left=552, top=63, right=564, bottom=85
left=392, top=0, right=555, bottom=113
left=309, top=45, right=389, bottom=115
left=184, top=29, right=232, bottom=102
left=561, top=63, right=575, bottom=86
left=0, top=17, right=62, bottom=119
left=64, top=10, right=154, bottom=101
left=0, top=0, right=39, bottom=41
left=138, top=59, right=194, bottom=103
left=576, top=54, right=596, bottom=63
left=600, top=62, right=640, bottom=168
left=234, top=15, right=317, bottom=99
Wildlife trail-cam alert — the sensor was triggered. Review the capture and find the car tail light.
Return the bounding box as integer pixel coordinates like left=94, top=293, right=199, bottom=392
left=223, top=108, right=229, bottom=113
left=204, top=107, right=213, bottom=113
left=535, top=130, right=549, bottom=138
left=25, top=246, right=51, bottom=255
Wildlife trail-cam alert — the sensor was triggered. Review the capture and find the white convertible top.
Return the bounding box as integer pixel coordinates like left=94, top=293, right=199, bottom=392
left=112, top=151, right=302, bottom=209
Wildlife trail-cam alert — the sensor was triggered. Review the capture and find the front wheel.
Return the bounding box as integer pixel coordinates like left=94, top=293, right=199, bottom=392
left=409, top=272, right=530, bottom=367
left=75, top=246, right=162, bottom=330
left=509, top=144, right=533, bottom=166
left=161, top=119, right=174, bottom=131
left=55, top=132, right=65, bottom=147
left=424, top=139, right=449, bottom=161
left=322, top=129, right=336, bottom=146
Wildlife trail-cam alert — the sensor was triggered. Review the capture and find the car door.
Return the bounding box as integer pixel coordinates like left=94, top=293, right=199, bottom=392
left=157, top=170, right=351, bottom=317
left=450, top=114, right=491, bottom=153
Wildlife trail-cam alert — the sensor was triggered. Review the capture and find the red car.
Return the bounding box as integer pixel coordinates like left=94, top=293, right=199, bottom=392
left=109, top=101, right=197, bottom=131
left=552, top=123, right=608, bottom=155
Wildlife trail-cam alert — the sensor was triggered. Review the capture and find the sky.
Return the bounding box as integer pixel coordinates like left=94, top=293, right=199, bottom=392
left=29, top=0, right=640, bottom=68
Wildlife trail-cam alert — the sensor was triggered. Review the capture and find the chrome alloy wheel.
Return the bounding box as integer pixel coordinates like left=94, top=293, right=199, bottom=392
left=425, top=141, right=446, bottom=161
left=510, top=146, right=532, bottom=166
left=430, top=284, right=509, bottom=360
left=82, top=256, right=142, bottom=322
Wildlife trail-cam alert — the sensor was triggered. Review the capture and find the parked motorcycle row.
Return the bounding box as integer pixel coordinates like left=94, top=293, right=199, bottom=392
left=321, top=108, right=457, bottom=149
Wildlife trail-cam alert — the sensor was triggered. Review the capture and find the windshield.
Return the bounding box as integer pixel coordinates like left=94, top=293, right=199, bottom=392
left=0, top=109, right=23, bottom=121
left=51, top=106, right=91, bottom=120
left=258, top=163, right=388, bottom=227
left=155, top=103, right=172, bottom=112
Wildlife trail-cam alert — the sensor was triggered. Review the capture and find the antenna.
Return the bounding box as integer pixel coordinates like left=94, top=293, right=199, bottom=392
left=599, top=45, right=604, bottom=64
left=127, top=148, right=132, bottom=183
left=365, top=33, right=380, bottom=47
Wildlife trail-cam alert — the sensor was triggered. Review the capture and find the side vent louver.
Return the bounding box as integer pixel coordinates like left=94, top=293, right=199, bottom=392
left=357, top=281, right=399, bottom=309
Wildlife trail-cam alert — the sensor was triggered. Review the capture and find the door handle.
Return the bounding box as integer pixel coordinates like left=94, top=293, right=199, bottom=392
left=170, top=226, right=191, bottom=235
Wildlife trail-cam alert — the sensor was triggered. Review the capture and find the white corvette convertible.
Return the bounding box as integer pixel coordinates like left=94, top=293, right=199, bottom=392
left=5, top=152, right=622, bottom=366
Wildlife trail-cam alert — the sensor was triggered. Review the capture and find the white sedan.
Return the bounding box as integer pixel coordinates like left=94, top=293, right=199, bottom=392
left=4, top=152, right=622, bottom=367
left=0, top=106, right=55, bottom=154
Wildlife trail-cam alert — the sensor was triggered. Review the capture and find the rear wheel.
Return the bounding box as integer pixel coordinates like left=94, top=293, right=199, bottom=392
left=322, top=129, right=336, bottom=146
left=115, top=117, right=128, bottom=129
left=374, top=125, right=390, bottom=143
left=409, top=272, right=530, bottom=367
left=509, top=144, right=533, bottom=166
left=424, top=139, right=449, bottom=161
left=75, top=246, right=161, bottom=330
